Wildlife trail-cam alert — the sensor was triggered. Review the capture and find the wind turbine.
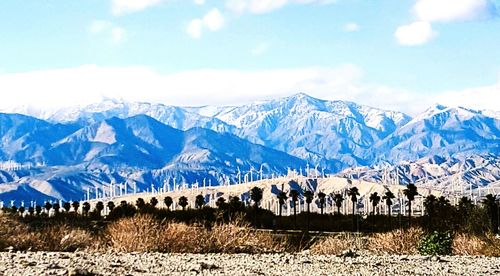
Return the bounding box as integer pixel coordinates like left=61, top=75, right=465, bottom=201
left=250, top=166, right=255, bottom=182
left=259, top=164, right=264, bottom=181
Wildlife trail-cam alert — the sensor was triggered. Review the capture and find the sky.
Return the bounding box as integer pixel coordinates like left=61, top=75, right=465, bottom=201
left=0, top=0, right=499, bottom=115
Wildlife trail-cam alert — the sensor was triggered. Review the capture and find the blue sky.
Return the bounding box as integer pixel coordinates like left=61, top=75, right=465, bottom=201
left=0, top=0, right=499, bottom=114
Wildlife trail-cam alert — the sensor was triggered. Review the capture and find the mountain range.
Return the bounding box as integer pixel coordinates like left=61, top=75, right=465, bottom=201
left=0, top=93, right=499, bottom=202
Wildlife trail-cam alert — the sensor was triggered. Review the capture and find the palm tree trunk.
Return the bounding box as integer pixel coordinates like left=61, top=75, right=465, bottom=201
left=337, top=206, right=341, bottom=215
left=307, top=203, right=310, bottom=231
left=293, top=204, right=297, bottom=228
left=320, top=204, right=324, bottom=215
left=279, top=205, right=282, bottom=217
left=408, top=200, right=412, bottom=227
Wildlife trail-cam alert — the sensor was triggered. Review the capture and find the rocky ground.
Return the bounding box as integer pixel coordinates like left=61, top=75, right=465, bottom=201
left=1, top=252, right=499, bottom=275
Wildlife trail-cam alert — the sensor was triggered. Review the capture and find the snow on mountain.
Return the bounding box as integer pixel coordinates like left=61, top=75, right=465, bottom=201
left=202, top=93, right=412, bottom=168
left=9, top=93, right=413, bottom=170
left=1, top=93, right=500, bottom=202
left=0, top=113, right=305, bottom=201
left=374, top=104, right=500, bottom=163
left=339, top=155, right=500, bottom=191
left=5, top=93, right=500, bottom=170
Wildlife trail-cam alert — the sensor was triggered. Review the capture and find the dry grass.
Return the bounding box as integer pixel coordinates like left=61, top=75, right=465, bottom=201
left=0, top=214, right=93, bottom=251
left=452, top=233, right=487, bottom=256
left=106, top=215, right=165, bottom=252
left=6, top=212, right=500, bottom=256
left=368, top=228, right=424, bottom=255
left=310, top=234, right=366, bottom=255
left=477, top=233, right=500, bottom=257
left=106, top=214, right=286, bottom=253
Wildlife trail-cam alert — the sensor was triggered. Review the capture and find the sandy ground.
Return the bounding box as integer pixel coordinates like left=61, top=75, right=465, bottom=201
left=1, top=252, right=499, bottom=276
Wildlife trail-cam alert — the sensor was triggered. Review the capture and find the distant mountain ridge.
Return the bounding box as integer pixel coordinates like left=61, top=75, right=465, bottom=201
left=0, top=113, right=305, bottom=201
left=5, top=93, right=498, bottom=168
left=0, top=93, right=499, bottom=202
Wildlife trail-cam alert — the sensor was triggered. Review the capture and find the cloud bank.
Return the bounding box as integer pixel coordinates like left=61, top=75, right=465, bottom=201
left=395, top=0, right=495, bottom=46
left=0, top=65, right=498, bottom=115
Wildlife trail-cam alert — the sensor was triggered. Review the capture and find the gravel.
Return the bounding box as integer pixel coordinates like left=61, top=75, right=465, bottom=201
left=1, top=252, right=500, bottom=275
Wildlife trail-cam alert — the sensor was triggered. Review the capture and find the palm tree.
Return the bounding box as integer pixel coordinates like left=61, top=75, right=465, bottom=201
left=457, top=196, right=473, bottom=223
left=178, top=196, right=189, bottom=210
left=164, top=196, right=173, bottom=210
left=229, top=196, right=243, bottom=211
left=483, top=194, right=499, bottom=234
left=289, top=190, right=300, bottom=225
left=250, top=187, right=263, bottom=208
left=136, top=198, right=146, bottom=210
left=72, top=201, right=80, bottom=214
left=317, top=192, right=326, bottom=215
left=107, top=201, right=115, bottom=212
left=35, top=205, right=42, bottom=216
left=44, top=201, right=52, bottom=214
left=304, top=190, right=314, bottom=214
left=63, top=202, right=71, bottom=213
left=333, top=193, right=344, bottom=215
left=216, top=197, right=226, bottom=209
left=53, top=203, right=60, bottom=215
left=18, top=206, right=25, bottom=216
left=423, top=194, right=437, bottom=217
left=458, top=196, right=473, bottom=214
left=403, top=184, right=418, bottom=225
left=95, top=201, right=104, bottom=217
left=382, top=191, right=395, bottom=216
left=369, top=192, right=381, bottom=215
left=150, top=197, right=159, bottom=208
left=195, top=194, right=205, bottom=209
left=347, top=187, right=360, bottom=215
left=277, top=191, right=288, bottom=217
left=82, top=202, right=91, bottom=217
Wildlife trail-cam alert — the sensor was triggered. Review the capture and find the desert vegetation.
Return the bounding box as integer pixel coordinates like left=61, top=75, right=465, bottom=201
left=2, top=184, right=500, bottom=256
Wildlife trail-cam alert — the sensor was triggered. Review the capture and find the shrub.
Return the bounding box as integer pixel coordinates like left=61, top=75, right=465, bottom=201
left=107, top=214, right=164, bottom=252
left=310, top=233, right=366, bottom=255
left=479, top=233, right=500, bottom=257
left=418, top=231, right=453, bottom=256
left=369, top=227, right=423, bottom=255
left=0, top=214, right=94, bottom=251
left=452, top=233, right=486, bottom=256
left=106, top=214, right=285, bottom=253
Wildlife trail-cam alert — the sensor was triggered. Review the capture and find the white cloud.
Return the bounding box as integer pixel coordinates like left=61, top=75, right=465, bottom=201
left=343, top=22, right=359, bottom=32
left=395, top=0, right=494, bottom=46
left=435, top=82, right=500, bottom=112
left=225, top=0, right=337, bottom=14
left=0, top=65, right=366, bottom=110
left=111, top=0, right=163, bottom=16
left=194, top=0, right=206, bottom=5
left=203, top=9, right=225, bottom=31
left=395, top=21, right=436, bottom=46
left=187, top=8, right=225, bottom=38
left=251, top=42, right=269, bottom=56
left=187, top=19, right=204, bottom=39
left=4, top=64, right=498, bottom=115
left=88, top=20, right=126, bottom=44
left=414, top=0, right=492, bottom=23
